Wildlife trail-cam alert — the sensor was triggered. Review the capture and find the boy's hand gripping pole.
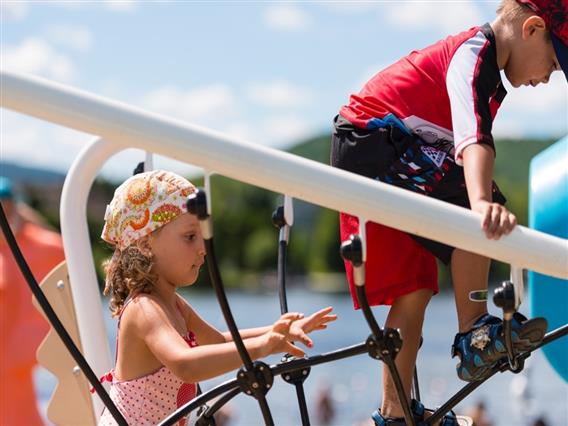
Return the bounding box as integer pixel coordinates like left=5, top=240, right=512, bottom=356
left=340, top=219, right=415, bottom=426
left=186, top=181, right=275, bottom=426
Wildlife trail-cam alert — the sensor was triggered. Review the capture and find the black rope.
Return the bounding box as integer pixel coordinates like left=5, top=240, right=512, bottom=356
left=356, top=285, right=416, bottom=426
left=204, top=238, right=255, bottom=371
left=0, top=202, right=128, bottom=426
left=277, top=239, right=289, bottom=315
left=274, top=202, right=311, bottom=425
left=195, top=387, right=241, bottom=425
left=203, top=232, right=274, bottom=425
left=160, top=379, right=240, bottom=426
left=187, top=189, right=274, bottom=426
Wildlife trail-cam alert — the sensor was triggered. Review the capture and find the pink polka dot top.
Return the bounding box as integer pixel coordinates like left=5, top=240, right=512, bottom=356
left=98, top=299, right=198, bottom=426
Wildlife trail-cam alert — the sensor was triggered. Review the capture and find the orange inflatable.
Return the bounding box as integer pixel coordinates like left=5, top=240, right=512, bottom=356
left=1, top=220, right=65, bottom=426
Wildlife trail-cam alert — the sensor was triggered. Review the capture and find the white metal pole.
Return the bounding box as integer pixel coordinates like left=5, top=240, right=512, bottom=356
left=60, top=137, right=128, bottom=416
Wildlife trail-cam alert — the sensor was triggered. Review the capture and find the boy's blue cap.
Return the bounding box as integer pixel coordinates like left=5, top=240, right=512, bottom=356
left=0, top=176, right=14, bottom=200
left=518, top=0, right=568, bottom=82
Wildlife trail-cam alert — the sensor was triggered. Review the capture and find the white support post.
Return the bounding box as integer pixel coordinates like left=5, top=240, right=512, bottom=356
left=60, top=137, right=129, bottom=416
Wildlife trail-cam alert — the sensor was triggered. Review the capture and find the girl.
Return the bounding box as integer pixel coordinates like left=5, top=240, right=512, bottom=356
left=98, top=170, right=336, bottom=425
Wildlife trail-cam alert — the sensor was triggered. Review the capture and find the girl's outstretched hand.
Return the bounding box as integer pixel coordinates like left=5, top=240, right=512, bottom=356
left=288, top=307, right=337, bottom=349
left=262, top=313, right=306, bottom=358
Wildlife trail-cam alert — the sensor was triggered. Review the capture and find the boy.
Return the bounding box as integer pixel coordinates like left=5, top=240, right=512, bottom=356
left=331, top=0, right=567, bottom=424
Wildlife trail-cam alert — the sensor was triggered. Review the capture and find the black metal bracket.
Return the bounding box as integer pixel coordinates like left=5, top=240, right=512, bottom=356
left=280, top=354, right=311, bottom=385
left=236, top=361, right=274, bottom=399
left=365, top=328, right=403, bottom=362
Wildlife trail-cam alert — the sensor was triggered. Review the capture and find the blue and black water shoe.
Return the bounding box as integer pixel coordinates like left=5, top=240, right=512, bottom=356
left=452, top=313, right=547, bottom=382
left=371, top=399, right=472, bottom=425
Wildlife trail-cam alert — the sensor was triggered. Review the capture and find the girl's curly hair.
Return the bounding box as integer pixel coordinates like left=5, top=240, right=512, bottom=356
left=103, top=237, right=158, bottom=317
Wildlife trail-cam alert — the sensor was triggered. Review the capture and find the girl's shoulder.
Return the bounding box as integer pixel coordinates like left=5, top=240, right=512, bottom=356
left=120, top=294, right=170, bottom=329
left=122, top=293, right=159, bottom=313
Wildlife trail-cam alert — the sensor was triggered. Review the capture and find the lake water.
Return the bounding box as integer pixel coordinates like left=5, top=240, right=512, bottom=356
left=35, top=288, right=567, bottom=426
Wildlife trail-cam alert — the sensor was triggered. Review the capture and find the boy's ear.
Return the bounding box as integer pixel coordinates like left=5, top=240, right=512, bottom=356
left=521, top=15, right=547, bottom=39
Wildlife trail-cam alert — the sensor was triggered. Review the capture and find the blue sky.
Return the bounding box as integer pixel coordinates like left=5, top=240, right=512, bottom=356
left=1, top=1, right=567, bottom=181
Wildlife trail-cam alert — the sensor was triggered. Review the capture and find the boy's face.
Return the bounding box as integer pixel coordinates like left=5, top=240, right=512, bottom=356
left=149, top=213, right=206, bottom=288
left=504, top=16, right=561, bottom=88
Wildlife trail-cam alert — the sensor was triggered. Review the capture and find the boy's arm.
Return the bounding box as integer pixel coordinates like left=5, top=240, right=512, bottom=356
left=462, top=143, right=516, bottom=239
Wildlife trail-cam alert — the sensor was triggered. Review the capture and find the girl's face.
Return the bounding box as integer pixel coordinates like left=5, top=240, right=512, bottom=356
left=149, top=213, right=206, bottom=288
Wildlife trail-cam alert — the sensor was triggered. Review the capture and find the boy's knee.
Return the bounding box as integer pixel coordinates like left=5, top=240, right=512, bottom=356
left=392, top=289, right=433, bottom=316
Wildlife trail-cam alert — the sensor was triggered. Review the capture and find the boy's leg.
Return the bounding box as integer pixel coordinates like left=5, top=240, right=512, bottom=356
left=381, top=288, right=432, bottom=418
left=451, top=248, right=490, bottom=333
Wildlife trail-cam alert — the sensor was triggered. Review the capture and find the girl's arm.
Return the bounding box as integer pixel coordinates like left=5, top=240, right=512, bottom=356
left=177, top=295, right=226, bottom=345
left=136, top=297, right=304, bottom=383
left=177, top=295, right=304, bottom=343
left=221, top=326, right=270, bottom=341
left=217, top=308, right=336, bottom=344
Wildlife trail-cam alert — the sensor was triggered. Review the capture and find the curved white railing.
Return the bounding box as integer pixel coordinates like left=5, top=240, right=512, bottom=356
left=2, top=71, right=568, bottom=414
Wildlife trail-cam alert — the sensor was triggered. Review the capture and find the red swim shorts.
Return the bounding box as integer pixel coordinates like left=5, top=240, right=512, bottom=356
left=340, top=213, right=438, bottom=308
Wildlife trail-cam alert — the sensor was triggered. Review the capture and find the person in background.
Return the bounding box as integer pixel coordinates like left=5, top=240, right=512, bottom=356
left=465, top=401, right=493, bottom=426
left=315, top=379, right=336, bottom=425
left=0, top=176, right=65, bottom=425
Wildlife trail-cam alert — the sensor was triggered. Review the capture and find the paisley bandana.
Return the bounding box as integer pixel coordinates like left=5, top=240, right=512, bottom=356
left=101, top=170, right=195, bottom=250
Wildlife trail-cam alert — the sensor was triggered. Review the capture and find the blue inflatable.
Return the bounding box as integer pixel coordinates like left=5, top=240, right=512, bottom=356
left=529, top=136, right=568, bottom=383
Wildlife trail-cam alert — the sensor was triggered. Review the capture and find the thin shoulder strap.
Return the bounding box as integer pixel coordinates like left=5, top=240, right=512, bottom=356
left=175, top=296, right=185, bottom=317
left=175, top=295, right=192, bottom=337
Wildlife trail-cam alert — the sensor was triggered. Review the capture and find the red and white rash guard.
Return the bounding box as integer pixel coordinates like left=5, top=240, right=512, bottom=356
left=339, top=23, right=507, bottom=166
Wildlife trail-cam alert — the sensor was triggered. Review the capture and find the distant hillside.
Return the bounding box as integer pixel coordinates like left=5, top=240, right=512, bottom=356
left=0, top=162, right=66, bottom=185
left=289, top=134, right=331, bottom=164
left=288, top=133, right=556, bottom=169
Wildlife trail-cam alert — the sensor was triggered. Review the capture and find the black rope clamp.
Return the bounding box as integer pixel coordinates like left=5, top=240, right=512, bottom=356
left=493, top=281, right=524, bottom=372
left=187, top=188, right=209, bottom=220
left=365, top=328, right=403, bottom=361
left=272, top=205, right=286, bottom=229
left=236, top=361, right=274, bottom=399
left=340, top=234, right=363, bottom=266
left=493, top=281, right=516, bottom=314
left=194, top=405, right=216, bottom=426
left=280, top=354, right=311, bottom=385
